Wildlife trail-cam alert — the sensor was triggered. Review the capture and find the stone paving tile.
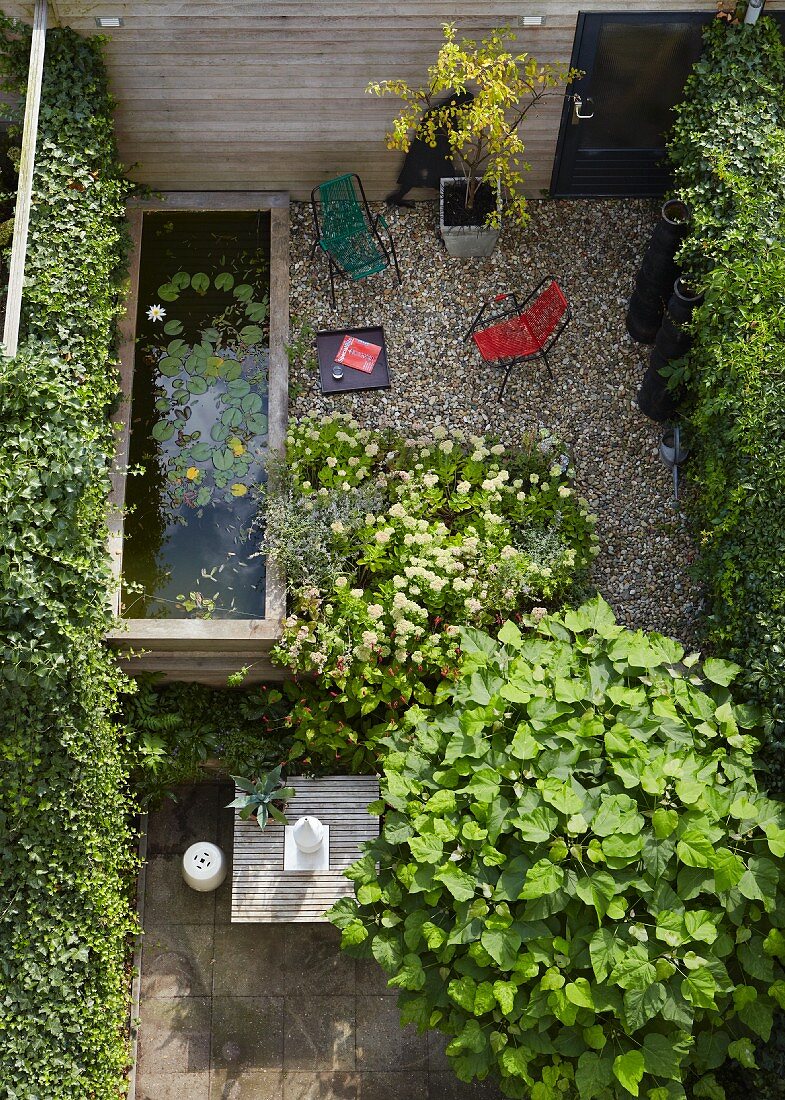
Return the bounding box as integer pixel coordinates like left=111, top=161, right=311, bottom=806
left=210, top=1067, right=285, bottom=1099
left=134, top=1070, right=211, bottom=1100
left=283, top=996, right=356, bottom=1071
left=284, top=924, right=356, bottom=997
left=355, top=957, right=395, bottom=997
left=282, top=1071, right=359, bottom=1100
left=136, top=995, right=211, bottom=1075
left=357, top=1072, right=428, bottom=1100
left=211, top=995, right=285, bottom=1072
left=144, top=854, right=216, bottom=926
left=355, top=996, right=427, bottom=1072
left=428, top=1073, right=504, bottom=1099
left=141, top=924, right=214, bottom=998
left=146, top=782, right=225, bottom=857
left=426, top=1031, right=452, bottom=1074
left=213, top=923, right=287, bottom=996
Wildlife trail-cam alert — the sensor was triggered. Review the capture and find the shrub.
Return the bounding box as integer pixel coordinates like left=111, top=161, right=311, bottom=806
left=330, top=598, right=785, bottom=1099
left=0, top=20, right=135, bottom=1098
left=122, top=678, right=293, bottom=805
left=666, top=19, right=785, bottom=776
left=263, top=413, right=597, bottom=771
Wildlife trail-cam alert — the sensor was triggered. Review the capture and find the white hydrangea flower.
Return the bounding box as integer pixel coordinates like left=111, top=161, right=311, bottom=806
left=326, top=457, right=337, bottom=468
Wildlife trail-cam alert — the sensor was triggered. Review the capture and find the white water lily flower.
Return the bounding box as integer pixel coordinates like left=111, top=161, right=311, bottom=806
left=146, top=304, right=166, bottom=322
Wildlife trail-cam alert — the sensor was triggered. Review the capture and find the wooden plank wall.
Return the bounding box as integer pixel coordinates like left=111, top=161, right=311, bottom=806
left=8, top=1, right=785, bottom=198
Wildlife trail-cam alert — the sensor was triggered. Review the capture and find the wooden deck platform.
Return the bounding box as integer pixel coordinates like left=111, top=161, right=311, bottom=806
left=231, top=775, right=380, bottom=923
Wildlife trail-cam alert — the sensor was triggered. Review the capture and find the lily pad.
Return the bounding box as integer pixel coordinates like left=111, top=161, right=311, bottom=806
left=233, top=283, right=254, bottom=302
left=157, top=282, right=179, bottom=302
left=167, top=339, right=187, bottom=356
left=154, top=397, right=169, bottom=412
left=188, top=376, right=208, bottom=395
left=196, top=486, right=213, bottom=507
left=158, top=356, right=183, bottom=377
left=221, top=407, right=243, bottom=428
left=189, top=442, right=212, bottom=461
left=212, top=447, right=234, bottom=472
left=215, top=271, right=235, bottom=291
left=240, top=324, right=264, bottom=345
left=152, top=420, right=175, bottom=442
left=227, top=378, right=251, bottom=399
left=191, top=272, right=210, bottom=294
left=245, top=300, right=268, bottom=322
left=163, top=319, right=183, bottom=336
left=172, top=271, right=190, bottom=290
left=201, top=327, right=221, bottom=343
left=230, top=483, right=249, bottom=497
left=214, top=474, right=228, bottom=488
left=246, top=413, right=268, bottom=434
left=183, top=353, right=199, bottom=376
left=223, top=361, right=243, bottom=382
left=210, top=422, right=230, bottom=443
left=241, top=392, right=263, bottom=414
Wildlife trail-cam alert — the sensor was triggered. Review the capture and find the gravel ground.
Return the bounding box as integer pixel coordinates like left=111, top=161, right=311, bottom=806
left=288, top=198, right=700, bottom=645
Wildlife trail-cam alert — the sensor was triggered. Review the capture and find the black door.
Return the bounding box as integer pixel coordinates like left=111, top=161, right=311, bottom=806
left=551, top=13, right=712, bottom=197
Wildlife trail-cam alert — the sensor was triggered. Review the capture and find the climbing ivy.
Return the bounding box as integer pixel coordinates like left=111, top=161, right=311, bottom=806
left=0, top=19, right=136, bottom=1099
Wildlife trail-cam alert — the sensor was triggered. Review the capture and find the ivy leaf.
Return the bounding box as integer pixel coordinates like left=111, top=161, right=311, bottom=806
left=623, top=983, right=666, bottom=1032
left=575, top=1051, right=614, bottom=1098
left=538, top=777, right=584, bottom=816
left=515, top=805, right=557, bottom=843
left=713, top=847, right=745, bottom=893
left=448, top=976, right=477, bottom=1013
left=434, top=863, right=476, bottom=902
left=520, top=860, right=564, bottom=899
left=727, top=1037, right=758, bottom=1070
left=408, top=834, right=443, bottom=864
left=371, top=932, right=403, bottom=973
left=481, top=927, right=522, bottom=970
left=609, top=945, right=657, bottom=991
left=574, top=871, right=617, bottom=922
left=612, top=1050, right=645, bottom=1097
left=643, top=1032, right=684, bottom=1081
left=652, top=808, right=678, bottom=838
left=589, top=928, right=618, bottom=982
left=681, top=966, right=717, bottom=1009
left=677, top=827, right=717, bottom=868
left=684, top=910, right=719, bottom=944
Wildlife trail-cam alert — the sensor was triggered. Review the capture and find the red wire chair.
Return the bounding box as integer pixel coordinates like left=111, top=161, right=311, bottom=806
left=464, top=276, right=572, bottom=399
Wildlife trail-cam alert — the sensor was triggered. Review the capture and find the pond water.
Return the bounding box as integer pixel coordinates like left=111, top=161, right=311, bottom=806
left=121, top=210, right=271, bottom=619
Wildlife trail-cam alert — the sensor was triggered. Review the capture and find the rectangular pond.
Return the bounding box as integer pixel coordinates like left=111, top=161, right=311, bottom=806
left=107, top=193, right=289, bottom=680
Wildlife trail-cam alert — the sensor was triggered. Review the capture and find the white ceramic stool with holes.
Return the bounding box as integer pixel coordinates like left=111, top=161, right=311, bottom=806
left=182, top=841, right=227, bottom=891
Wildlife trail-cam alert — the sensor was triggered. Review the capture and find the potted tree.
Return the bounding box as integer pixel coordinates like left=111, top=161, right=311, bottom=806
left=368, top=23, right=577, bottom=257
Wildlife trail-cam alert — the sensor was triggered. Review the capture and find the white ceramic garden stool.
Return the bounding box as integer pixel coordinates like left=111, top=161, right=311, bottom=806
left=182, top=841, right=227, bottom=892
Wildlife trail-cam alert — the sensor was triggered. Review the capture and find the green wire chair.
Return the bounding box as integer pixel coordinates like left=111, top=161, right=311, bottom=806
left=310, top=173, right=402, bottom=306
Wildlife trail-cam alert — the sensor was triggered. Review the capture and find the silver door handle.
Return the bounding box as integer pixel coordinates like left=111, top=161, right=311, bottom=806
left=573, top=94, right=594, bottom=120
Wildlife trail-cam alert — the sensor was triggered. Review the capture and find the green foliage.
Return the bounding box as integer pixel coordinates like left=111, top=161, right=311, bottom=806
left=330, top=598, right=785, bottom=1099
left=227, top=766, right=296, bottom=828
left=666, top=19, right=785, bottom=775
left=368, top=22, right=576, bottom=228
left=122, top=678, right=293, bottom=804
left=0, top=19, right=136, bottom=1098
left=264, top=414, right=597, bottom=772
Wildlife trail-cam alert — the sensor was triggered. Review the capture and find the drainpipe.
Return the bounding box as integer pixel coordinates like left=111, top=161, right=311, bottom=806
left=744, top=0, right=765, bottom=24
left=2, top=0, right=47, bottom=359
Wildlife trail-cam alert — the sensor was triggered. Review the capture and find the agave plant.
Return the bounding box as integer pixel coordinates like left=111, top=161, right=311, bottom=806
left=227, top=765, right=295, bottom=829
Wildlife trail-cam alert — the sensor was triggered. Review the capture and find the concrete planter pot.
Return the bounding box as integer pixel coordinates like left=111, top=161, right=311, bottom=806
left=439, top=177, right=499, bottom=258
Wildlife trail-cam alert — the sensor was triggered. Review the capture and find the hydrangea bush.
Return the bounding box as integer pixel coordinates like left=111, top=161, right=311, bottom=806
left=262, top=413, right=597, bottom=770
left=330, top=599, right=785, bottom=1100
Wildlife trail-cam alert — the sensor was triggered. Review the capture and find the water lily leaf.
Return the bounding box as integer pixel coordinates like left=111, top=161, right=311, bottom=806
left=191, top=272, right=210, bottom=294
left=227, top=378, right=251, bottom=398
left=201, top=327, right=221, bottom=343
left=233, top=282, right=254, bottom=302
left=232, top=459, right=250, bottom=479
left=158, top=356, right=182, bottom=377
left=196, top=486, right=213, bottom=506
left=212, top=447, right=234, bottom=471
left=172, top=270, right=190, bottom=289
left=223, top=361, right=243, bottom=381
left=230, top=483, right=248, bottom=497
left=154, top=397, right=169, bottom=412
left=152, top=420, right=174, bottom=442
left=157, top=282, right=178, bottom=301
left=214, top=474, right=228, bottom=488
left=215, top=271, right=234, bottom=291
left=246, top=413, right=268, bottom=434
left=182, top=352, right=199, bottom=376
left=210, top=422, right=230, bottom=443
left=174, top=417, right=186, bottom=430
left=240, top=392, right=263, bottom=414
left=167, top=339, right=187, bottom=356
left=207, top=356, right=225, bottom=369
left=163, top=319, right=183, bottom=335
left=240, top=324, right=264, bottom=344
left=222, top=407, right=243, bottom=428
left=189, top=442, right=212, bottom=461
left=188, top=376, right=208, bottom=395
left=245, top=300, right=268, bottom=322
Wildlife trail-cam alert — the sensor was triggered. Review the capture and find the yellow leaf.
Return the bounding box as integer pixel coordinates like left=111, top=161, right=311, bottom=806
left=230, top=483, right=248, bottom=497
left=186, top=466, right=199, bottom=480
left=230, top=440, right=246, bottom=457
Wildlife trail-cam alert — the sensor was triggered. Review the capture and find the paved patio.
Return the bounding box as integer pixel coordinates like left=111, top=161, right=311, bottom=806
left=135, top=780, right=502, bottom=1100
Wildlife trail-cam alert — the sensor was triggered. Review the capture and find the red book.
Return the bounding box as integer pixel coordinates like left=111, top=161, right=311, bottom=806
left=334, top=335, right=382, bottom=374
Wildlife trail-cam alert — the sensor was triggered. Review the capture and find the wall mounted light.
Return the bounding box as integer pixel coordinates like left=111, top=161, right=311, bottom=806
left=95, top=17, right=124, bottom=28
left=518, top=15, right=546, bottom=27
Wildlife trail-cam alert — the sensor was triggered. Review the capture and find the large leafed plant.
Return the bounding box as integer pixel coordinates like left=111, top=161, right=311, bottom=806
left=330, top=598, right=785, bottom=1099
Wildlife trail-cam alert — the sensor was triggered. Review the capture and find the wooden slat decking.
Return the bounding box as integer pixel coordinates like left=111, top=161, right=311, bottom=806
left=7, top=0, right=772, bottom=199
left=231, top=775, right=380, bottom=923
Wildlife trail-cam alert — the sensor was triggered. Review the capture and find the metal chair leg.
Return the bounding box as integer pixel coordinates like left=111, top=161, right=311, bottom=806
left=309, top=238, right=320, bottom=261
left=328, top=256, right=337, bottom=308
left=542, top=349, right=554, bottom=382
left=498, top=359, right=515, bottom=401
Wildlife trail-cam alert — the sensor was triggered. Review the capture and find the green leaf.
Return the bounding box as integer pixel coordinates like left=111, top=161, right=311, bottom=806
left=652, top=808, right=678, bottom=838
left=481, top=927, right=522, bottom=970
left=234, top=282, right=254, bottom=301
left=151, top=420, right=174, bottom=442
left=371, top=932, right=403, bottom=973
left=609, top=945, right=657, bottom=991
left=574, top=871, right=617, bottom=922
left=498, top=620, right=522, bottom=648
left=727, top=1037, right=757, bottom=1070
left=240, top=324, right=264, bottom=344
left=677, top=828, right=717, bottom=868
left=516, top=805, right=557, bottom=843
left=613, top=1050, right=645, bottom=1097
left=592, top=794, right=643, bottom=837
left=589, top=928, right=618, bottom=982
left=702, top=657, right=741, bottom=686
left=448, top=976, right=477, bottom=1013
left=164, top=318, right=184, bottom=335
left=623, top=983, right=666, bottom=1032
left=643, top=1033, right=683, bottom=1081
left=172, top=270, right=190, bottom=289
left=157, top=282, right=178, bottom=301
left=684, top=910, right=719, bottom=944
left=539, top=777, right=584, bottom=816
left=713, top=847, right=745, bottom=893
left=576, top=1051, right=614, bottom=1099
left=434, top=863, right=476, bottom=902
left=681, top=966, right=717, bottom=1009
left=520, top=860, right=564, bottom=899
left=215, top=271, right=235, bottom=290
left=408, top=834, right=443, bottom=864
left=188, top=376, right=207, bottom=395
left=191, top=272, right=210, bottom=293
left=212, top=447, right=234, bottom=471
left=565, top=978, right=594, bottom=1009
